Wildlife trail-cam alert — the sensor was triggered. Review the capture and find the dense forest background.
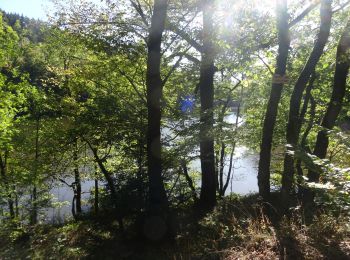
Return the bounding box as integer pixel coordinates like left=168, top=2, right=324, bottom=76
left=1, top=0, right=350, bottom=259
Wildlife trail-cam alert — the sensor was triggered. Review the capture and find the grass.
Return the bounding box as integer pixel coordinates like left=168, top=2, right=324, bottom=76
left=1, top=194, right=349, bottom=259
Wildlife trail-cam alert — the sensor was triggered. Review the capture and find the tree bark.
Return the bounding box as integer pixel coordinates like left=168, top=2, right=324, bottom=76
left=31, top=117, right=40, bottom=225
left=90, top=146, right=117, bottom=203
left=258, top=0, right=290, bottom=200
left=217, top=98, right=230, bottom=197
left=90, top=145, right=124, bottom=230
left=281, top=0, right=332, bottom=206
left=223, top=95, right=242, bottom=196
left=0, top=152, right=14, bottom=219
left=308, top=20, right=350, bottom=183
left=94, top=166, right=99, bottom=214
left=137, top=109, right=145, bottom=209
left=73, top=139, right=82, bottom=215
left=198, top=0, right=217, bottom=210
left=296, top=75, right=316, bottom=197
left=146, top=0, right=169, bottom=210
left=181, top=160, right=197, bottom=201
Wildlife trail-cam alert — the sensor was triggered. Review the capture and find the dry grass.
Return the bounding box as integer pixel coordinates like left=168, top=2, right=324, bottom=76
left=1, top=195, right=350, bottom=259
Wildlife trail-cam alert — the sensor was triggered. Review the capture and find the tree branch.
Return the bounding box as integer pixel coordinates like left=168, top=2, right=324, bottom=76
left=289, top=1, right=321, bottom=28
left=129, top=0, right=149, bottom=27
left=117, top=68, right=147, bottom=105
left=166, top=22, right=203, bottom=53
left=256, top=54, right=274, bottom=75
left=332, top=0, right=350, bottom=13
left=162, top=55, right=184, bottom=87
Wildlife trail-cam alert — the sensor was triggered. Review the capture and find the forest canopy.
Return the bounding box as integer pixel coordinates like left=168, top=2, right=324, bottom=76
left=1, top=0, right=350, bottom=259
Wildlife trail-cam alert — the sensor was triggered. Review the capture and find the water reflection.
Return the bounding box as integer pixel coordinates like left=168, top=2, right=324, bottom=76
left=46, top=112, right=258, bottom=222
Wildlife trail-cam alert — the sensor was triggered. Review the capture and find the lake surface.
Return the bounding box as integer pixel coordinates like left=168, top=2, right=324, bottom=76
left=45, top=112, right=259, bottom=222
left=190, top=146, right=258, bottom=196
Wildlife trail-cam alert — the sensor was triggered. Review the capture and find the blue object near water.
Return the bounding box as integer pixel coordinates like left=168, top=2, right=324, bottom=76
left=180, top=95, right=195, bottom=113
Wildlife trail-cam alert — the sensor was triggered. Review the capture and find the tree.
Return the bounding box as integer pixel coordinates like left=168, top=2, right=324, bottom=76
left=145, top=0, right=169, bottom=209
left=198, top=0, right=217, bottom=210
left=281, top=0, right=333, bottom=207
left=0, top=12, right=33, bottom=220
left=257, top=0, right=290, bottom=200
left=305, top=19, right=350, bottom=201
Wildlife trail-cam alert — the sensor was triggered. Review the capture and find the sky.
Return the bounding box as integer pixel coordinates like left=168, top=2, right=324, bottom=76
left=0, top=0, right=52, bottom=20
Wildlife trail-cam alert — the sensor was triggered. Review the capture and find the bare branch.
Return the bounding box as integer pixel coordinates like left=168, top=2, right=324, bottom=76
left=117, top=68, right=147, bottom=105
left=289, top=1, right=321, bottom=28
left=129, top=0, right=149, bottom=27
left=256, top=54, right=274, bottom=75
left=166, top=22, right=203, bottom=53
left=162, top=55, right=184, bottom=87
left=332, top=0, right=350, bottom=13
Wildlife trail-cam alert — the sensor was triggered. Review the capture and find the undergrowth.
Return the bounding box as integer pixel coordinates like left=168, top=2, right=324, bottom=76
left=1, top=194, right=349, bottom=259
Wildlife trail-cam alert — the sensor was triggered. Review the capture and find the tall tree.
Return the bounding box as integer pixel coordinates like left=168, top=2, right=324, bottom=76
left=198, top=0, right=217, bottom=210
left=281, top=0, right=332, bottom=206
left=308, top=20, right=350, bottom=186
left=258, top=0, right=290, bottom=200
left=73, top=138, right=82, bottom=217
left=146, top=0, right=169, bottom=211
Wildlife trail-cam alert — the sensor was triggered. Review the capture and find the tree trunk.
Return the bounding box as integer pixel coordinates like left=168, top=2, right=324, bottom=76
left=93, top=148, right=124, bottom=230
left=31, top=117, right=40, bottom=225
left=258, top=0, right=290, bottom=200
left=84, top=139, right=124, bottom=228
left=0, top=152, right=14, bottom=219
left=217, top=97, right=230, bottom=197
left=146, top=0, right=169, bottom=210
left=296, top=80, right=316, bottom=198
left=218, top=143, right=225, bottom=197
left=73, top=139, right=82, bottom=215
left=91, top=147, right=117, bottom=202
left=72, top=195, right=76, bottom=219
left=14, top=187, right=19, bottom=218
left=137, top=110, right=145, bottom=210
left=181, top=160, right=197, bottom=201
left=281, top=0, right=332, bottom=206
left=198, top=0, right=217, bottom=210
left=308, top=21, right=350, bottom=183
left=94, top=166, right=99, bottom=214
left=223, top=95, right=242, bottom=196
left=296, top=74, right=316, bottom=197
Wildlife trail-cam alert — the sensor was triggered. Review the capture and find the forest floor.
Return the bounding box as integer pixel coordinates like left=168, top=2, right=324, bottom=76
left=1, top=194, right=350, bottom=259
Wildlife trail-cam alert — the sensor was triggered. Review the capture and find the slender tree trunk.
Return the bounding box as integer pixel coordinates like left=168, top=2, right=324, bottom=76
left=258, top=0, right=290, bottom=200
left=146, top=0, right=169, bottom=210
left=72, top=195, right=76, bottom=219
left=223, top=96, right=242, bottom=196
left=73, top=139, right=82, bottom=215
left=281, top=0, right=332, bottom=206
left=297, top=84, right=316, bottom=192
left=218, top=143, right=225, bottom=196
left=0, top=152, right=14, bottom=219
left=198, top=0, right=217, bottom=210
left=216, top=96, right=228, bottom=196
left=308, top=20, right=350, bottom=183
left=94, top=166, right=99, bottom=214
left=181, top=160, right=197, bottom=201
left=90, top=147, right=117, bottom=202
left=137, top=110, right=145, bottom=209
left=85, top=139, right=123, bottom=229
left=296, top=75, right=316, bottom=197
left=31, top=117, right=40, bottom=225
left=14, top=187, right=19, bottom=218
left=8, top=197, right=14, bottom=219
left=217, top=97, right=230, bottom=197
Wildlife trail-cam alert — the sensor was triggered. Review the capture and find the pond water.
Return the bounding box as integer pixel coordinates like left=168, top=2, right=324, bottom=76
left=46, top=178, right=95, bottom=223
left=44, top=112, right=259, bottom=222
left=190, top=146, right=258, bottom=196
